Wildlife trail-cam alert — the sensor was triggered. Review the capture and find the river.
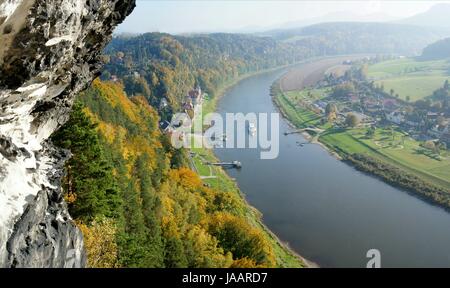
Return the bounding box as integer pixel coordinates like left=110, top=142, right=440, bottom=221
left=213, top=64, right=450, bottom=268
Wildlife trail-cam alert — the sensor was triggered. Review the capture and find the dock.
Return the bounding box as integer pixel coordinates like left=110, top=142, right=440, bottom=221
left=284, top=127, right=325, bottom=136
left=206, top=161, right=242, bottom=169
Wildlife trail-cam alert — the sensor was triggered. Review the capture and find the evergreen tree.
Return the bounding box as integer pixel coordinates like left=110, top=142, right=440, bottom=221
left=52, top=102, right=120, bottom=222
left=164, top=237, right=188, bottom=268
left=134, top=154, right=165, bottom=266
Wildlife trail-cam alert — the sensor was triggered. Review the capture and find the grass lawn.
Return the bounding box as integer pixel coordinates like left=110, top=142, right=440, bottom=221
left=285, top=87, right=330, bottom=102
left=319, top=127, right=450, bottom=189
left=368, top=57, right=450, bottom=101
left=357, top=129, right=450, bottom=188
left=275, top=89, right=323, bottom=128
left=320, top=129, right=374, bottom=155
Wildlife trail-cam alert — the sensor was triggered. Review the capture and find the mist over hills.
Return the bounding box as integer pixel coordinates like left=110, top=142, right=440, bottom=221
left=224, top=3, right=449, bottom=34
left=256, top=21, right=450, bottom=56
left=266, top=11, right=399, bottom=31
left=397, top=3, right=450, bottom=29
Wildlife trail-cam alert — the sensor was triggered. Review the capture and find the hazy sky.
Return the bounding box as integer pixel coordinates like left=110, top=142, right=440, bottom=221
left=116, top=0, right=448, bottom=34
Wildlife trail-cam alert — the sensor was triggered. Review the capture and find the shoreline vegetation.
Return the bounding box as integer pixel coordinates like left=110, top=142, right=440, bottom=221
left=271, top=75, right=450, bottom=212
left=194, top=62, right=321, bottom=268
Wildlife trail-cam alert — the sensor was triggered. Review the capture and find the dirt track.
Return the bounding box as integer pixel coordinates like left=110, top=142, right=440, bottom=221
left=280, top=55, right=370, bottom=91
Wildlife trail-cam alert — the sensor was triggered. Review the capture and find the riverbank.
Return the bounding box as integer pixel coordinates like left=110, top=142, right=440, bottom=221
left=272, top=73, right=450, bottom=212
left=194, top=64, right=317, bottom=268
left=202, top=61, right=310, bottom=116
left=191, top=145, right=311, bottom=268
left=271, top=84, right=343, bottom=161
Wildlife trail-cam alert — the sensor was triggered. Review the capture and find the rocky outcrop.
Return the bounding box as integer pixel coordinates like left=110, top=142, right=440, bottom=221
left=0, top=0, right=135, bottom=268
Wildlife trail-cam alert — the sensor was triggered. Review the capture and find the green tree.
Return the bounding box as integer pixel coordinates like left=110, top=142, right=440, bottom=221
left=164, top=237, right=188, bottom=268
left=207, top=213, right=276, bottom=267
left=345, top=113, right=360, bottom=128
left=366, top=127, right=376, bottom=138
left=325, top=103, right=338, bottom=122
left=52, top=102, right=120, bottom=222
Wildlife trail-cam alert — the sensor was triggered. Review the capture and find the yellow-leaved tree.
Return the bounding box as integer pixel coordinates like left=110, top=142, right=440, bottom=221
left=77, top=218, right=119, bottom=268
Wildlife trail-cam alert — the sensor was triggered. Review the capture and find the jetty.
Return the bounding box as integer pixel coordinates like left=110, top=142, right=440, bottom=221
left=284, top=127, right=324, bottom=136
left=206, top=161, right=242, bottom=169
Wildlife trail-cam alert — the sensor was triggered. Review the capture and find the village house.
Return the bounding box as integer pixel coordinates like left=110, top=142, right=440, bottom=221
left=405, top=120, right=420, bottom=128
left=386, top=110, right=405, bottom=125
left=382, top=99, right=399, bottom=113
left=183, top=98, right=194, bottom=112
left=348, top=93, right=359, bottom=104
left=188, top=86, right=203, bottom=106
left=441, top=132, right=450, bottom=146
left=159, top=120, right=173, bottom=134
left=403, top=112, right=421, bottom=128
left=159, top=98, right=169, bottom=110
left=182, top=86, right=204, bottom=118
left=426, top=112, right=442, bottom=121
left=429, top=124, right=449, bottom=139
left=313, top=100, right=327, bottom=114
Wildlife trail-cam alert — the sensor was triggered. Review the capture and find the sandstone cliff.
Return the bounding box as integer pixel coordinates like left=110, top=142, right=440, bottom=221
left=0, top=0, right=135, bottom=268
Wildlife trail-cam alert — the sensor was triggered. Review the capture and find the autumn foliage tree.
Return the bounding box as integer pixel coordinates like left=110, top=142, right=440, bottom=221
left=207, top=213, right=276, bottom=267
left=77, top=218, right=119, bottom=268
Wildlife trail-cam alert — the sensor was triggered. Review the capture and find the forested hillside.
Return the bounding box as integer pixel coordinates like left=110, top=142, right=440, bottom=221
left=101, top=33, right=308, bottom=120
left=421, top=37, right=450, bottom=60
left=52, top=80, right=303, bottom=268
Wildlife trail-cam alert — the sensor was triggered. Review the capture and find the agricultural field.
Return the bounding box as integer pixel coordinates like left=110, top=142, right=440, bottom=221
left=325, top=64, right=352, bottom=78
left=280, top=55, right=369, bottom=91
left=368, top=58, right=450, bottom=101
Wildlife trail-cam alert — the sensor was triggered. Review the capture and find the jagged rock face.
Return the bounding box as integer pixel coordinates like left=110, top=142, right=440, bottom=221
left=0, top=0, right=135, bottom=267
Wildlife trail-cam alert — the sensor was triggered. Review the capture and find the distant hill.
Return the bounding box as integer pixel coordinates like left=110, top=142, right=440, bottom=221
left=398, top=3, right=450, bottom=28
left=421, top=37, right=450, bottom=60
left=261, top=22, right=450, bottom=56
left=274, top=11, right=398, bottom=30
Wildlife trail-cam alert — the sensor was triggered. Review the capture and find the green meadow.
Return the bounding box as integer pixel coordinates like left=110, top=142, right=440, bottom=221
left=368, top=58, right=450, bottom=101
